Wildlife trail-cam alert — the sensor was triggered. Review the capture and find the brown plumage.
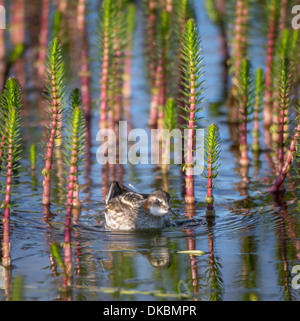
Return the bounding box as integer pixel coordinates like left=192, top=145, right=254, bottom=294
left=104, top=181, right=177, bottom=231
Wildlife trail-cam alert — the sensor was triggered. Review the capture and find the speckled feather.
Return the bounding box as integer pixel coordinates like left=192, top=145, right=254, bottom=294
left=105, top=181, right=171, bottom=231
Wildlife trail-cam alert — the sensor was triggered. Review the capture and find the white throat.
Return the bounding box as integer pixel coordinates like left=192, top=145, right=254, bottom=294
left=150, top=206, right=168, bottom=216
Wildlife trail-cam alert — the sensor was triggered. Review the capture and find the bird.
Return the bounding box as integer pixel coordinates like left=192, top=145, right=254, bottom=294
left=104, top=181, right=178, bottom=231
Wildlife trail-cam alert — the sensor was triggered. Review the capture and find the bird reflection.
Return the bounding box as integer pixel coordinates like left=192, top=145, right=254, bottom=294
left=147, top=236, right=172, bottom=269
left=101, top=233, right=173, bottom=271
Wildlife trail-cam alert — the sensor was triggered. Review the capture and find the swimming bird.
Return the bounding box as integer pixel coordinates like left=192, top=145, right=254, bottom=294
left=104, top=181, right=178, bottom=231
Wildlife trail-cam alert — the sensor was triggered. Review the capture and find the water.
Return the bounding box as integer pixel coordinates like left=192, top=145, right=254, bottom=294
left=0, top=1, right=300, bottom=301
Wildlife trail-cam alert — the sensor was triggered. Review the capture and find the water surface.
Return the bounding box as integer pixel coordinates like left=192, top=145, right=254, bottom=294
left=0, top=0, right=300, bottom=301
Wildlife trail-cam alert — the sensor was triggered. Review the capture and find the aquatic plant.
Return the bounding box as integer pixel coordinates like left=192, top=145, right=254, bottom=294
left=252, top=68, right=264, bottom=152
left=273, top=38, right=292, bottom=174
left=180, top=19, right=205, bottom=204
left=144, top=0, right=159, bottom=89
left=98, top=0, right=116, bottom=129
left=174, top=0, right=195, bottom=130
left=42, top=38, right=66, bottom=205
left=51, top=242, right=71, bottom=288
left=279, top=0, right=289, bottom=33
left=270, top=101, right=300, bottom=193
left=263, top=0, right=279, bottom=128
left=230, top=0, right=249, bottom=92
left=149, top=10, right=170, bottom=129
left=0, top=77, right=22, bottom=268
left=109, top=0, right=128, bottom=125
left=53, top=6, right=63, bottom=39
left=237, top=59, right=253, bottom=166
left=77, top=0, right=92, bottom=123
left=271, top=29, right=291, bottom=143
left=291, top=30, right=300, bottom=93
left=174, top=0, right=195, bottom=41
left=122, top=3, right=136, bottom=101
left=30, top=144, right=37, bottom=171
left=162, top=97, right=177, bottom=173
left=202, top=123, right=221, bottom=210
left=11, top=276, right=24, bottom=301
left=65, top=89, right=86, bottom=208
left=0, top=101, right=5, bottom=171
left=62, top=89, right=86, bottom=279
left=0, top=15, right=5, bottom=90
left=38, top=0, right=50, bottom=79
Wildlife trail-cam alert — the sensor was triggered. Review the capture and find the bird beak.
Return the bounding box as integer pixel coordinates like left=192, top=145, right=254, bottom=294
left=168, top=208, right=179, bottom=218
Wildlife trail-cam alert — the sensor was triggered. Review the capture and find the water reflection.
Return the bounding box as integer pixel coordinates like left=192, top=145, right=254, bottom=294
left=206, top=214, right=223, bottom=301
left=0, top=0, right=300, bottom=302
left=101, top=232, right=172, bottom=271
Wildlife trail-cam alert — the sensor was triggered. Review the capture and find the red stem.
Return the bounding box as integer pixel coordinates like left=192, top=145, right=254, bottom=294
left=78, top=0, right=91, bottom=122
left=157, top=58, right=167, bottom=130
left=277, top=92, right=286, bottom=173
left=38, top=0, right=50, bottom=79
left=123, top=46, right=133, bottom=100
left=166, top=0, right=173, bottom=12
left=233, top=0, right=249, bottom=81
left=100, top=31, right=110, bottom=129
left=240, top=95, right=249, bottom=166
left=279, top=0, right=289, bottom=32
left=42, top=75, right=62, bottom=205
left=0, top=3, right=5, bottom=90
left=10, top=0, right=25, bottom=46
left=185, top=73, right=196, bottom=204
left=206, top=152, right=214, bottom=210
left=264, top=3, right=277, bottom=127
left=2, top=138, right=14, bottom=267
left=270, top=123, right=300, bottom=192
left=253, top=96, right=260, bottom=149
left=147, top=0, right=158, bottom=87
left=64, top=138, right=80, bottom=281
left=149, top=61, right=163, bottom=127
left=111, top=36, right=123, bottom=123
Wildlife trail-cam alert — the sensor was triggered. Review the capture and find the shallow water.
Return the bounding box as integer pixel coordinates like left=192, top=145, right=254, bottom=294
left=0, top=1, right=300, bottom=301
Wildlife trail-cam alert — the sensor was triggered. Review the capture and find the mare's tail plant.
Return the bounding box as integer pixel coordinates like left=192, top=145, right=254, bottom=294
left=109, top=0, right=127, bottom=124
left=65, top=89, right=86, bottom=209
left=174, top=0, right=195, bottom=129
left=144, top=0, right=159, bottom=90
left=202, top=123, right=221, bottom=211
left=78, top=0, right=92, bottom=123
left=271, top=29, right=291, bottom=144
left=98, top=0, right=116, bottom=129
left=123, top=3, right=136, bottom=101
left=38, top=0, right=50, bottom=79
left=149, top=10, right=170, bottom=129
left=230, top=0, right=249, bottom=100
left=272, top=32, right=292, bottom=174
left=252, top=68, right=264, bottom=152
left=180, top=19, right=205, bottom=204
left=263, top=0, right=279, bottom=128
left=269, top=34, right=295, bottom=192
left=51, top=242, right=70, bottom=288
left=162, top=97, right=177, bottom=173
left=30, top=144, right=37, bottom=171
left=64, top=89, right=86, bottom=277
left=237, top=59, right=253, bottom=166
left=0, top=77, right=22, bottom=268
left=291, top=30, right=300, bottom=98
left=42, top=38, right=65, bottom=205
left=269, top=100, right=300, bottom=193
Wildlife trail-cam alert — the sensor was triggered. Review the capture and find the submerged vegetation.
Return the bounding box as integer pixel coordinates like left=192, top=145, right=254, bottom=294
left=0, top=0, right=299, bottom=301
